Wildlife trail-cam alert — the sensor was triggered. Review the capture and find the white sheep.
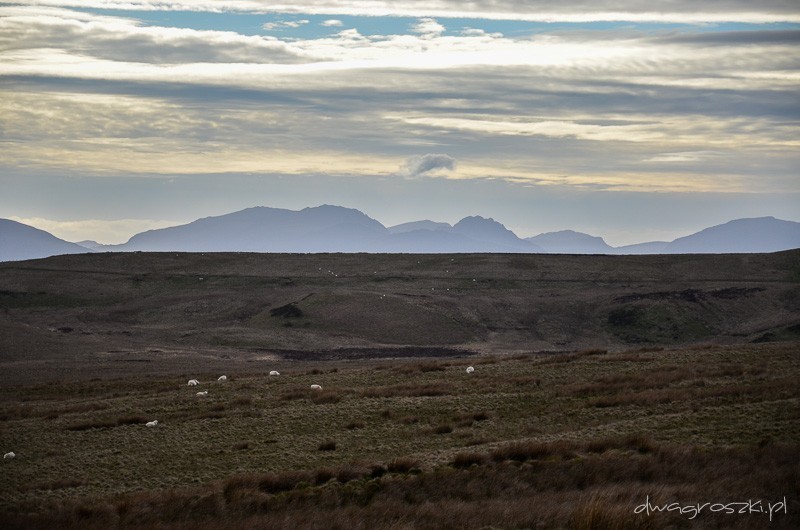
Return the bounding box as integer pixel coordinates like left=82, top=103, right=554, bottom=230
left=310, top=384, right=322, bottom=390
left=269, top=370, right=280, bottom=376
left=3, top=451, right=15, bottom=460
left=466, top=366, right=475, bottom=374
left=188, top=379, right=199, bottom=386
left=145, top=420, right=158, bottom=427
left=196, top=390, right=208, bottom=396
left=218, top=375, right=227, bottom=382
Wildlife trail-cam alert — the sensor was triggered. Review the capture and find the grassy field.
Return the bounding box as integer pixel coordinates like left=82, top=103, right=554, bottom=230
left=0, top=251, right=798, bottom=528
left=1, top=341, right=798, bottom=528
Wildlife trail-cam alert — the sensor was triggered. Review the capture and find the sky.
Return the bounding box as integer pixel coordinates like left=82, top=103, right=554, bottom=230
left=1, top=1, right=799, bottom=246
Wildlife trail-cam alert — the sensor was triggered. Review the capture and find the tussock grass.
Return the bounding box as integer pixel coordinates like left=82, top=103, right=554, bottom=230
left=361, top=383, right=450, bottom=398
left=1, top=341, right=798, bottom=528
left=451, top=451, right=487, bottom=468
left=318, top=441, right=337, bottom=451
left=491, top=440, right=578, bottom=463
left=65, top=414, right=149, bottom=431
left=5, top=441, right=796, bottom=529
left=386, top=457, right=419, bottom=473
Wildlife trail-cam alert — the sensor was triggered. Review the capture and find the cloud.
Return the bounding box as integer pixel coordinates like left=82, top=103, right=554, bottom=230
left=400, top=154, right=457, bottom=178
left=0, top=7, right=312, bottom=64
left=1, top=5, right=798, bottom=196
left=644, top=151, right=722, bottom=163
left=262, top=19, right=309, bottom=31
left=321, top=19, right=343, bottom=27
left=17, top=1, right=800, bottom=23
left=460, top=28, right=503, bottom=38
left=411, top=18, right=445, bottom=38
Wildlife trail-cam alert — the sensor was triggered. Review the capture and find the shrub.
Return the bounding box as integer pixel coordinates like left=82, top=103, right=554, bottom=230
left=232, top=396, right=253, bottom=407
left=318, top=441, right=337, bottom=451
left=387, top=457, right=419, bottom=473
left=65, top=415, right=149, bottom=431
left=491, top=440, right=577, bottom=462
left=433, top=424, right=453, bottom=435
left=311, top=391, right=341, bottom=404
left=451, top=452, right=487, bottom=468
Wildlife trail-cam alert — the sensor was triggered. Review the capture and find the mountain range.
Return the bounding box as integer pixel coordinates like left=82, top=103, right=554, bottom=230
left=2, top=205, right=799, bottom=261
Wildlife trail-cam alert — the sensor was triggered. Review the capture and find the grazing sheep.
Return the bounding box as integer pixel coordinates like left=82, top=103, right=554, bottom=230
left=196, top=391, right=208, bottom=396
left=188, top=379, right=199, bottom=386
left=3, top=452, right=15, bottom=460
left=145, top=420, right=158, bottom=427
left=466, top=366, right=475, bottom=374
left=218, top=375, right=227, bottom=382
left=310, top=384, right=322, bottom=390
left=269, top=370, right=280, bottom=376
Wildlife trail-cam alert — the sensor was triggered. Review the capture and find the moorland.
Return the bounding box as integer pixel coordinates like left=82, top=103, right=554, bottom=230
left=0, top=251, right=798, bottom=528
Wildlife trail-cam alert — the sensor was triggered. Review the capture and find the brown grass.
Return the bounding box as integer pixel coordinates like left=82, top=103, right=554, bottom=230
left=451, top=452, right=488, bottom=468
left=65, top=414, right=149, bottom=431
left=361, top=383, right=450, bottom=398
left=318, top=441, right=337, bottom=451
left=5, top=441, right=795, bottom=529
left=386, top=457, right=419, bottom=473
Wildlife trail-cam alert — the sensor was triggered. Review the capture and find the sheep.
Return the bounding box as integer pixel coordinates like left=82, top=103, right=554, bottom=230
left=218, top=375, right=227, bottom=382
left=3, top=452, right=15, bottom=460
left=196, top=391, right=208, bottom=396
left=310, top=384, right=322, bottom=390
left=145, top=420, right=158, bottom=427
left=466, top=366, right=475, bottom=374
left=269, top=370, right=280, bottom=376
left=188, top=379, right=199, bottom=386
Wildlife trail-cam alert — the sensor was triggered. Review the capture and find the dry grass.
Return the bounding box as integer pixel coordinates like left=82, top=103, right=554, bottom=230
left=3, top=441, right=796, bottom=529
left=1, top=341, right=798, bottom=529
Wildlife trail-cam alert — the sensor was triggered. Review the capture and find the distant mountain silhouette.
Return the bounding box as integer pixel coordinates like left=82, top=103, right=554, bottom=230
left=0, top=219, right=91, bottom=262
left=120, top=206, right=540, bottom=254
left=612, top=241, right=670, bottom=255
left=452, top=216, right=542, bottom=252
left=526, top=230, right=613, bottom=254
left=76, top=240, right=106, bottom=251
left=388, top=220, right=451, bottom=234
left=663, top=217, right=800, bottom=254
left=2, top=209, right=799, bottom=261
left=123, top=205, right=386, bottom=253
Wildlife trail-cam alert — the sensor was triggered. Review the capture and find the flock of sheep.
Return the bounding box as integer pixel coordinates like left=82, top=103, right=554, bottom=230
left=143, top=365, right=475, bottom=428
left=144, top=370, right=320, bottom=428
left=3, top=365, right=476, bottom=458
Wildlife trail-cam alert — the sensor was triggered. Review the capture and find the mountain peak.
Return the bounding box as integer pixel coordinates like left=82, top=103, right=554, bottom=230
left=0, top=219, right=91, bottom=262
left=3, top=210, right=799, bottom=261
left=526, top=230, right=612, bottom=254
left=665, top=216, right=800, bottom=254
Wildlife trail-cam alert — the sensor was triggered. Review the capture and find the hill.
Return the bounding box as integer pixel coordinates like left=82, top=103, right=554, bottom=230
left=664, top=216, right=800, bottom=254
left=0, top=219, right=91, bottom=262
left=1, top=250, right=798, bottom=383
left=526, top=230, right=613, bottom=254
left=3, top=210, right=799, bottom=260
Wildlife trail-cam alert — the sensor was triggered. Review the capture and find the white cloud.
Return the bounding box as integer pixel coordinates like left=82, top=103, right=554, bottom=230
left=0, top=8, right=312, bottom=64
left=460, top=28, right=503, bottom=38
left=400, top=154, right=456, bottom=178
left=390, top=116, right=664, bottom=142
left=644, top=151, right=722, bottom=163
left=1, top=4, right=798, bottom=196
left=16, top=1, right=800, bottom=23
left=262, top=19, right=309, bottom=30
left=321, top=19, right=343, bottom=27
left=411, top=18, right=445, bottom=38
